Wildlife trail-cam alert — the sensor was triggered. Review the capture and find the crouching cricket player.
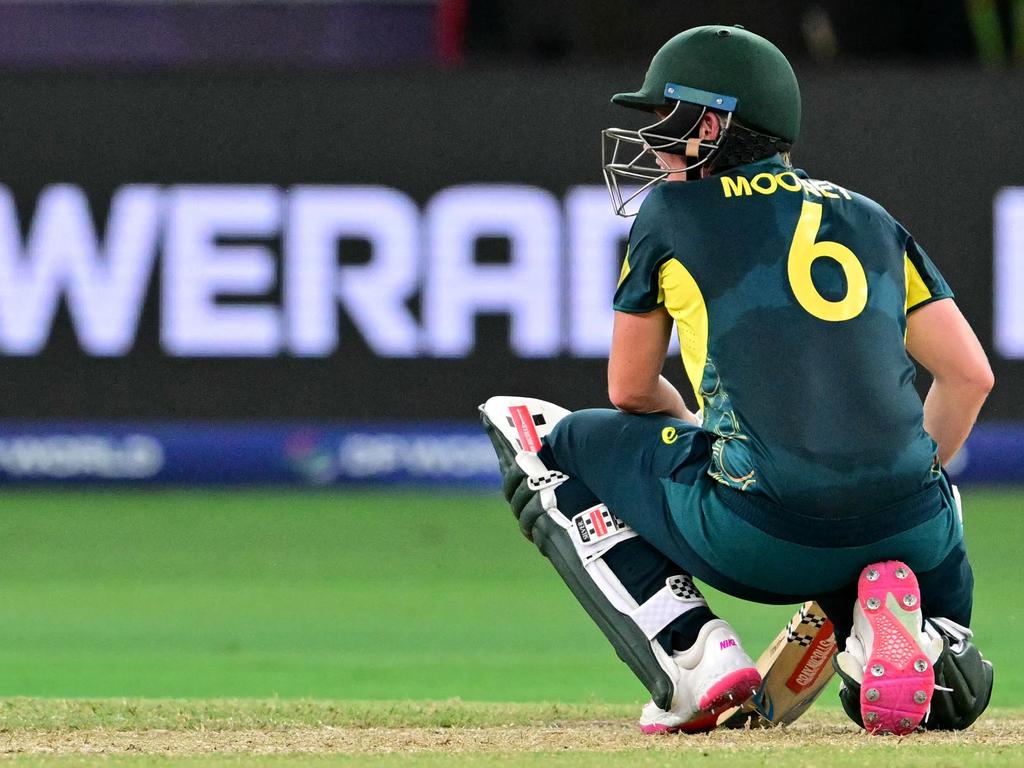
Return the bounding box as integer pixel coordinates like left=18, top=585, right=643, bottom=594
left=480, top=25, right=994, bottom=736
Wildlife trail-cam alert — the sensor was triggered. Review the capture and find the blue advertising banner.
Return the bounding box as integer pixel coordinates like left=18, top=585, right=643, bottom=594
left=0, top=421, right=1019, bottom=487
left=0, top=422, right=497, bottom=486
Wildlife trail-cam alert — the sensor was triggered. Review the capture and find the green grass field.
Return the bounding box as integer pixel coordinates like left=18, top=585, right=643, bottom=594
left=0, top=486, right=1021, bottom=764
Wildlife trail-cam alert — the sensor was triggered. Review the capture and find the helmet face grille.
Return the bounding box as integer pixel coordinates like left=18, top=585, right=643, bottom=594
left=601, top=128, right=666, bottom=217
left=601, top=102, right=733, bottom=217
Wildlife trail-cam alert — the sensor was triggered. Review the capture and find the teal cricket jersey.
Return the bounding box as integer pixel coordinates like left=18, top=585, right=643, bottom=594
left=613, top=155, right=952, bottom=519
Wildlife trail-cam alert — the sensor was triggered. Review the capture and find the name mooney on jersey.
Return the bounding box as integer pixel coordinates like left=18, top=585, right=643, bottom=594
left=721, top=171, right=853, bottom=201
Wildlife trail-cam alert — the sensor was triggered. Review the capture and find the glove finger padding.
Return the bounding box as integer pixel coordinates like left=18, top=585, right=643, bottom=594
left=509, top=476, right=537, bottom=523
left=925, top=638, right=994, bottom=731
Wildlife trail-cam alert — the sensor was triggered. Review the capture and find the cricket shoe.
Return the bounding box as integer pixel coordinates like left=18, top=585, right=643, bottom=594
left=836, top=560, right=944, bottom=735
left=639, top=619, right=761, bottom=734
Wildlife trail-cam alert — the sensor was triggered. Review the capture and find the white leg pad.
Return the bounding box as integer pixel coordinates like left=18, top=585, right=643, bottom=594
left=480, top=394, right=708, bottom=710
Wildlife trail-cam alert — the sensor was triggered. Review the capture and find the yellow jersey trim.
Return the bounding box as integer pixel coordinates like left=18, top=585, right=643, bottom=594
left=659, top=258, right=709, bottom=413
left=904, top=252, right=933, bottom=313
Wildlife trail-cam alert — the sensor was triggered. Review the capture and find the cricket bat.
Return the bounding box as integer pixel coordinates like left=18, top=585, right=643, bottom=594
left=718, top=601, right=837, bottom=728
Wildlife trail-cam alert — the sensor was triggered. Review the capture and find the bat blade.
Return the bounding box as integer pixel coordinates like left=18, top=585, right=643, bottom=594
left=719, top=601, right=837, bottom=728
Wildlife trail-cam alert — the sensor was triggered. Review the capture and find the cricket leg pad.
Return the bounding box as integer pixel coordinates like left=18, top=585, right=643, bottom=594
left=531, top=512, right=679, bottom=710
left=479, top=396, right=710, bottom=713
left=480, top=396, right=570, bottom=539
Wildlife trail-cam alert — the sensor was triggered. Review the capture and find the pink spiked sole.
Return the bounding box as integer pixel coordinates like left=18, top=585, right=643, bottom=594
left=639, top=711, right=719, bottom=735
left=857, top=560, right=934, bottom=735
left=638, top=667, right=761, bottom=741
left=699, top=667, right=763, bottom=714
left=639, top=667, right=761, bottom=735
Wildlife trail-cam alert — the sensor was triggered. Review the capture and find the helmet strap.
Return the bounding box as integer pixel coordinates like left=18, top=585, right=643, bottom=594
left=638, top=103, right=728, bottom=182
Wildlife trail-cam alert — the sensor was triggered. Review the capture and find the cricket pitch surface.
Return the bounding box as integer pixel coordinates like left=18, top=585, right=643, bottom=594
left=1, top=699, right=1022, bottom=767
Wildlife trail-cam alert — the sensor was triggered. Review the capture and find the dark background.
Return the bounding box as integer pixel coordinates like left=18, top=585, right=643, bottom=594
left=0, top=66, right=1021, bottom=421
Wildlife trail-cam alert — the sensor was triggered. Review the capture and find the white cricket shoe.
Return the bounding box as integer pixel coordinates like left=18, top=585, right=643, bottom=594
left=835, top=560, right=944, bottom=735
left=639, top=618, right=761, bottom=734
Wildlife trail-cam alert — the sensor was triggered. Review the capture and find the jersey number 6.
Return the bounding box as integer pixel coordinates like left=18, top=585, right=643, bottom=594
left=787, top=199, right=868, bottom=322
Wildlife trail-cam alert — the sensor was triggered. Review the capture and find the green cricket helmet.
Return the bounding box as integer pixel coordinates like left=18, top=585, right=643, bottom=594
left=602, top=25, right=801, bottom=216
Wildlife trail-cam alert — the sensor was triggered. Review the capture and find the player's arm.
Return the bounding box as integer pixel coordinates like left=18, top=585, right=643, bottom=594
left=608, top=308, right=698, bottom=424
left=905, top=298, right=994, bottom=465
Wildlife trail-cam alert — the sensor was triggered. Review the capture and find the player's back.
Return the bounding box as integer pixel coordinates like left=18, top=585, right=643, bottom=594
left=615, top=156, right=950, bottom=518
